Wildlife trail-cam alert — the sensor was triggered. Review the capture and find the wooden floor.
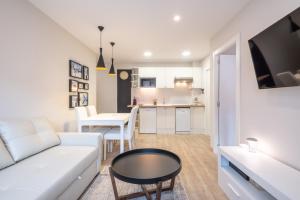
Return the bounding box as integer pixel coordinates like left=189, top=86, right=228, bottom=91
left=103, top=133, right=228, bottom=200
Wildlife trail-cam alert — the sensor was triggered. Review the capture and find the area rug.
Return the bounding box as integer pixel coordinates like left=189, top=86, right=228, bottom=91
left=81, top=166, right=189, bottom=200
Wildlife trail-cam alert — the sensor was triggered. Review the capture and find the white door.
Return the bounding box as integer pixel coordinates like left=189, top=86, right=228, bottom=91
left=218, top=55, right=236, bottom=146
left=203, top=67, right=211, bottom=137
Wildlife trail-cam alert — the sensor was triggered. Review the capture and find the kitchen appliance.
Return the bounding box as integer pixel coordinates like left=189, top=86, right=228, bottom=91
left=140, top=78, right=156, bottom=88
left=175, top=108, right=191, bottom=133
left=248, top=7, right=300, bottom=89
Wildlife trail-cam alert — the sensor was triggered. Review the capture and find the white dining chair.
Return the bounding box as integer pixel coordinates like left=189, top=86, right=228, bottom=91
left=75, top=106, right=110, bottom=134
left=75, top=107, right=88, bottom=132
left=87, top=105, right=98, bottom=116
left=103, top=106, right=139, bottom=160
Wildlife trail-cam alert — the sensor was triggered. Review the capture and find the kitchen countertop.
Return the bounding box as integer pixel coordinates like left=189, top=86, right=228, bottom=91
left=129, top=104, right=205, bottom=108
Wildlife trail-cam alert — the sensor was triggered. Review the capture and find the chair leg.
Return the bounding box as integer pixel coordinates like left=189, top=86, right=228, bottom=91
left=128, top=139, right=132, bottom=150
left=107, top=141, right=110, bottom=153
left=131, top=138, right=134, bottom=149
left=109, top=141, right=113, bottom=152
left=103, top=139, right=107, bottom=160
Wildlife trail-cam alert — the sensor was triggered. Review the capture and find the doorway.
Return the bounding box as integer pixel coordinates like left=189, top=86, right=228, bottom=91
left=212, top=34, right=241, bottom=153
left=117, top=69, right=132, bottom=113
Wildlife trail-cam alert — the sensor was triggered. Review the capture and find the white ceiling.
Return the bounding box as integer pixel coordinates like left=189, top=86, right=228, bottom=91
left=29, top=0, right=251, bottom=64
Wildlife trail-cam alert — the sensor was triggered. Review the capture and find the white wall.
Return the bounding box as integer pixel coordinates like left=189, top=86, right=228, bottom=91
left=0, top=0, right=97, bottom=131
left=211, top=0, right=300, bottom=170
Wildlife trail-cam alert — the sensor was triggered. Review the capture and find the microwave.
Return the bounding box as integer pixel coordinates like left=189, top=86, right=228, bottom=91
left=140, top=78, right=156, bottom=88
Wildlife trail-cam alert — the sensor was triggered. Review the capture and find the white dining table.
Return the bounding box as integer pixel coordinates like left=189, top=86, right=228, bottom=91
left=78, top=113, right=130, bottom=153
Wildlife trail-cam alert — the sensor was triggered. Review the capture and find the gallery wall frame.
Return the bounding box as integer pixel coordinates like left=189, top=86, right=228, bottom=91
left=69, top=95, right=78, bottom=108
left=69, top=79, right=78, bottom=92
left=83, top=66, right=89, bottom=80
left=78, top=92, right=88, bottom=106
left=78, top=82, right=84, bottom=90
left=84, top=83, right=89, bottom=90
left=69, top=60, right=83, bottom=79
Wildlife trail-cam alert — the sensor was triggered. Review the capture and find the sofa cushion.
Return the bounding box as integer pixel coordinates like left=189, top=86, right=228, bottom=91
left=0, top=139, right=14, bottom=170
left=0, top=119, right=60, bottom=161
left=0, top=145, right=98, bottom=200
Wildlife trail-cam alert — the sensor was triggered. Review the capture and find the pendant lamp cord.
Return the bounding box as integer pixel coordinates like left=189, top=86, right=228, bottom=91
left=100, top=31, right=102, bottom=48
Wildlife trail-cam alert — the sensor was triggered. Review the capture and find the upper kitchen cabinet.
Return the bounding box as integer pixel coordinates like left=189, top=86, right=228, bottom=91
left=139, top=67, right=166, bottom=88
left=138, top=67, right=203, bottom=89
left=192, top=67, right=203, bottom=88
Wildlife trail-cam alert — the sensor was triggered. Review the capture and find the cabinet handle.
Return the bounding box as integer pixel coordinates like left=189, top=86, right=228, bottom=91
left=227, top=183, right=240, bottom=197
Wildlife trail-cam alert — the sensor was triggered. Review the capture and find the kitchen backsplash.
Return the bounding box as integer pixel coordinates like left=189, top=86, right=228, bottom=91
left=131, top=88, right=204, bottom=105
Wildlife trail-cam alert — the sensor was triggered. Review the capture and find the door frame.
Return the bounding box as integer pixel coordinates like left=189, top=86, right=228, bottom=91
left=211, top=34, right=241, bottom=153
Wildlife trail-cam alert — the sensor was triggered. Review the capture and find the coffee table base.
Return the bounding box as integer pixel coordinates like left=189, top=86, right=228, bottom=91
left=109, top=167, right=176, bottom=200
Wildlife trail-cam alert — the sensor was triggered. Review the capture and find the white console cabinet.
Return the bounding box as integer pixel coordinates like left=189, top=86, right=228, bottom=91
left=219, top=146, right=300, bottom=200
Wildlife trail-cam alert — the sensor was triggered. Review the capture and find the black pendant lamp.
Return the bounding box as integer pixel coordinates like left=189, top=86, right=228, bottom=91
left=96, top=26, right=106, bottom=71
left=108, top=42, right=116, bottom=76
left=288, top=16, right=300, bottom=33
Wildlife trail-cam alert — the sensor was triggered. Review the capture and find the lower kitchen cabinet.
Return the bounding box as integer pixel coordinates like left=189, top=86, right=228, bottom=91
left=139, top=108, right=157, bottom=133
left=191, top=107, right=205, bottom=133
left=157, top=107, right=175, bottom=134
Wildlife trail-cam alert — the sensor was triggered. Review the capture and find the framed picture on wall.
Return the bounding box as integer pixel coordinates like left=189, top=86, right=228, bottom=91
left=78, top=82, right=84, bottom=89
left=78, top=92, right=88, bottom=106
left=69, top=79, right=78, bottom=92
left=83, top=66, right=89, bottom=80
left=84, top=83, right=89, bottom=90
left=69, top=60, right=83, bottom=79
left=69, top=95, right=78, bottom=108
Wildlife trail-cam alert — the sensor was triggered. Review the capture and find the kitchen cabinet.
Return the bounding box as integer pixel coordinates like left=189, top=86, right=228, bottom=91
left=192, top=67, right=202, bottom=88
left=139, top=108, right=157, bottom=133
left=139, top=67, right=157, bottom=78
left=138, top=67, right=202, bottom=89
left=155, top=68, right=166, bottom=88
left=156, top=107, right=175, bottom=134
left=164, top=68, right=175, bottom=88
left=191, top=107, right=205, bottom=133
left=139, top=67, right=166, bottom=88
left=176, top=108, right=191, bottom=133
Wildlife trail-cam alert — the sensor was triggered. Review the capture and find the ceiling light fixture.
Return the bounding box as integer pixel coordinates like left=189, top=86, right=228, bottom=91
left=182, top=50, right=191, bottom=57
left=108, top=42, right=116, bottom=76
left=96, top=26, right=106, bottom=71
left=173, top=15, right=181, bottom=22
left=144, top=51, right=152, bottom=57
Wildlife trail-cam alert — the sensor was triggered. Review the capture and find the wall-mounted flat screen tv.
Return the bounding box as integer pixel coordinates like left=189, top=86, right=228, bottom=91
left=249, top=7, right=300, bottom=89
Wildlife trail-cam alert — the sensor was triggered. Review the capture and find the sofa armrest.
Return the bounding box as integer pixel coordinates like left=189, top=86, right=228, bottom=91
left=58, top=132, right=102, bottom=147
left=58, top=132, right=103, bottom=172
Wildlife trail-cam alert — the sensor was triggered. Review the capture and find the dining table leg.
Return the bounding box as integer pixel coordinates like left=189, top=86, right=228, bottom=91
left=120, top=124, right=124, bottom=153
left=78, top=123, right=82, bottom=133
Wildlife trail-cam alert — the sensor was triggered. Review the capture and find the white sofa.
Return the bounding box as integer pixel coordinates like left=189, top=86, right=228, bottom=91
left=0, top=118, right=102, bottom=200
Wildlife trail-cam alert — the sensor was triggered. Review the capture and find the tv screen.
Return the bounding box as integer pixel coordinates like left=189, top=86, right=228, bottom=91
left=249, top=7, right=300, bottom=89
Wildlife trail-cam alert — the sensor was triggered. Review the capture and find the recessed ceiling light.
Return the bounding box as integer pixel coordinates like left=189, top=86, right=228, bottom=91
left=144, top=51, right=152, bottom=57
left=182, top=50, right=191, bottom=57
left=173, top=15, right=181, bottom=22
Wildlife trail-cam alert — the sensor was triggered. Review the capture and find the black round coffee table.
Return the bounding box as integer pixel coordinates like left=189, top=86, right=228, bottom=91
left=109, top=148, right=182, bottom=200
